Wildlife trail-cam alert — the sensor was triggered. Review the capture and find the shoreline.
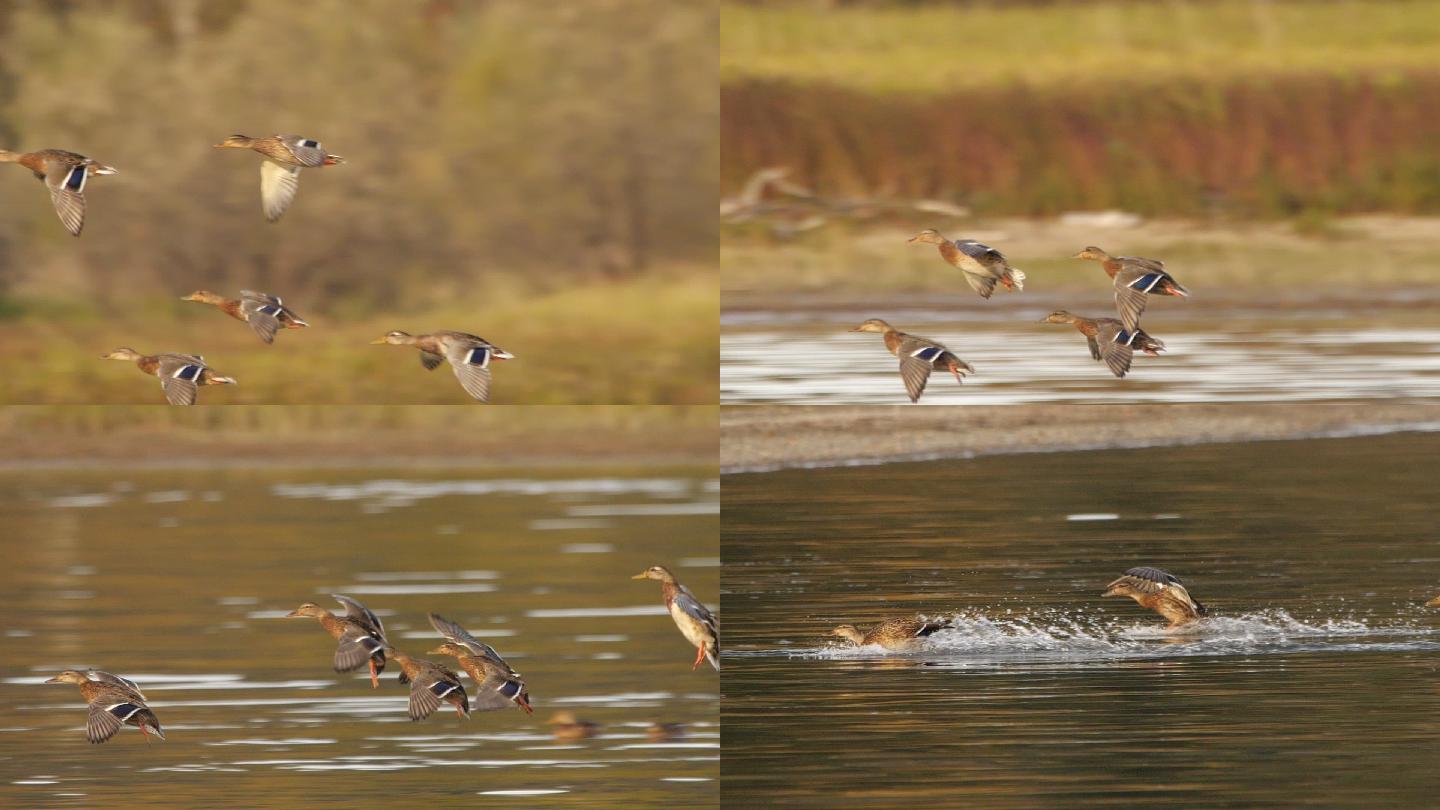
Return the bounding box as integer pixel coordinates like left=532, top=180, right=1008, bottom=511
left=721, top=402, right=1440, bottom=473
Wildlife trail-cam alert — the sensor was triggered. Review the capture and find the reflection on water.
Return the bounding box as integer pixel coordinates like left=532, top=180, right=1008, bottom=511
left=0, top=466, right=718, bottom=807
left=722, top=305, right=1440, bottom=404
left=722, top=432, right=1440, bottom=806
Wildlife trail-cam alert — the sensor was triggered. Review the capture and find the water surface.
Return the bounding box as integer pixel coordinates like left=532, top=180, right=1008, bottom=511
left=0, top=465, right=719, bottom=807
left=721, top=432, right=1440, bottom=807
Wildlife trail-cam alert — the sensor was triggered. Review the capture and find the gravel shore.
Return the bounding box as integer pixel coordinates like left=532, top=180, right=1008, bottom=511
left=722, top=402, right=1440, bottom=473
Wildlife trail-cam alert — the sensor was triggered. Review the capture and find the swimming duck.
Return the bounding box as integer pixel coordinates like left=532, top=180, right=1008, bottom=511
left=371, top=330, right=514, bottom=403
left=632, top=565, right=719, bottom=671
left=286, top=595, right=388, bottom=688
left=386, top=647, right=471, bottom=721
left=547, top=711, right=600, bottom=741
left=647, top=722, right=686, bottom=742
left=1041, top=310, right=1166, bottom=378
left=908, top=229, right=1025, bottom=298
left=0, top=148, right=116, bottom=236
left=1073, top=246, right=1189, bottom=331
left=828, top=617, right=950, bottom=651
left=182, top=290, right=310, bottom=344
left=1103, top=567, right=1206, bottom=627
left=45, top=670, right=163, bottom=744
left=1426, top=596, right=1440, bottom=607
left=426, top=612, right=532, bottom=714
left=101, top=348, right=236, bottom=405
left=213, top=134, right=344, bottom=222
left=849, top=318, right=974, bottom=403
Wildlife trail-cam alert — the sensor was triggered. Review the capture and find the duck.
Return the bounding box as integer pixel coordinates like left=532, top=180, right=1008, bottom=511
left=828, top=617, right=950, bottom=651
left=1427, top=596, right=1440, bottom=607
left=908, top=229, right=1025, bottom=298
left=45, top=670, right=164, bottom=744
left=547, top=711, right=600, bottom=741
left=647, top=722, right=686, bottom=742
left=101, top=348, right=237, bottom=405
left=182, top=290, right=309, bottom=344
left=425, top=612, right=532, bottom=714
left=1102, top=567, right=1207, bottom=628
left=1073, top=246, right=1189, bottom=331
left=386, top=647, right=471, bottom=721
left=213, top=134, right=345, bottom=222
left=849, top=318, right=974, bottom=403
left=1040, top=310, right=1165, bottom=378
left=286, top=595, right=388, bottom=688
left=0, top=148, right=116, bottom=236
left=633, top=565, right=719, bottom=671
left=371, top=330, right=514, bottom=403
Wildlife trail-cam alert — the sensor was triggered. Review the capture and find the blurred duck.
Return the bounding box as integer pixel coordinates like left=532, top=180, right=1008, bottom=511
left=101, top=348, right=237, bottom=405
left=849, top=319, right=974, bottom=403
left=1073, top=246, right=1189, bottom=332
left=214, top=134, right=344, bottom=222
left=647, top=722, right=686, bottom=742
left=371, top=330, right=514, bottom=403
left=1041, top=310, right=1165, bottom=378
left=182, top=290, right=309, bottom=344
left=828, top=617, right=950, bottom=651
left=633, top=565, right=719, bottom=671
left=1426, top=596, right=1440, bottom=607
left=0, top=148, right=116, bottom=236
left=386, top=647, right=470, bottom=721
left=426, top=612, right=532, bottom=715
left=547, top=711, right=600, bottom=742
left=1103, top=567, right=1207, bottom=628
left=45, top=670, right=163, bottom=744
left=908, top=229, right=1025, bottom=298
left=286, top=595, right=388, bottom=688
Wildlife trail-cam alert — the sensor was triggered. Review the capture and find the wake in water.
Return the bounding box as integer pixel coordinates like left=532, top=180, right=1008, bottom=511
left=789, top=608, right=1439, bottom=665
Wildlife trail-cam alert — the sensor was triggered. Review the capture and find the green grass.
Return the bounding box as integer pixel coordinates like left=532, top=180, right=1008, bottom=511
left=1, top=272, right=717, bottom=404
left=722, top=1, right=1440, bottom=94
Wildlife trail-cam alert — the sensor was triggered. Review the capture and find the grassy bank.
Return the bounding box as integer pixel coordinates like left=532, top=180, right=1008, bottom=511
left=0, top=405, right=718, bottom=466
left=721, top=1, right=1440, bottom=217
left=722, top=216, right=1440, bottom=297
left=1, top=273, right=717, bottom=404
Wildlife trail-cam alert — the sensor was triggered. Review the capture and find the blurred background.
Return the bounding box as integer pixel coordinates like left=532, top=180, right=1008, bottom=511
left=0, top=405, right=718, bottom=806
left=0, top=0, right=717, bottom=403
left=721, top=0, right=1440, bottom=405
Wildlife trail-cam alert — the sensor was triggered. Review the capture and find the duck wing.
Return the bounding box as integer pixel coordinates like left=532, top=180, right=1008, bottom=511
left=427, top=612, right=512, bottom=671
left=896, top=335, right=952, bottom=403
left=441, top=336, right=497, bottom=402
left=1093, top=320, right=1136, bottom=378
left=259, top=159, right=302, bottom=222
left=43, top=161, right=87, bottom=237
left=332, top=594, right=385, bottom=640
left=408, top=666, right=468, bottom=721
left=239, top=291, right=285, bottom=343
left=155, top=353, right=207, bottom=405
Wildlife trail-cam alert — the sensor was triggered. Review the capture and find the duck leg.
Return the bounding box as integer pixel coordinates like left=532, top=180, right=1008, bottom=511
left=368, top=658, right=380, bottom=689
left=948, top=362, right=964, bottom=384
left=691, top=644, right=707, bottom=671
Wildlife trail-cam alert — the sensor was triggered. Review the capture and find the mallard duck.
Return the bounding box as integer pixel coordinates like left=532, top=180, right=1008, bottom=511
left=371, top=330, right=514, bottom=403
left=1103, top=567, right=1207, bottom=627
left=45, top=670, right=163, bottom=744
left=849, top=318, right=974, bottom=403
left=632, top=565, right=719, bottom=671
left=213, top=134, right=345, bottom=222
left=101, top=348, right=236, bottom=405
left=1041, top=310, right=1165, bottom=378
left=182, top=290, right=309, bottom=344
left=286, top=595, right=388, bottom=688
left=1073, top=246, right=1189, bottom=331
left=386, top=647, right=470, bottom=721
left=647, top=722, right=686, bottom=742
left=908, top=229, right=1025, bottom=298
left=1426, top=596, right=1440, bottom=607
left=828, top=617, right=950, bottom=651
left=425, top=612, right=532, bottom=715
left=547, top=711, right=600, bottom=741
left=0, top=148, right=116, bottom=236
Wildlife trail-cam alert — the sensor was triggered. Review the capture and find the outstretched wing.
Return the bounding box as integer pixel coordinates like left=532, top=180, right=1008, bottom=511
left=155, top=354, right=206, bottom=405
left=333, top=624, right=385, bottom=673
left=276, top=135, right=329, bottom=168
left=444, top=343, right=494, bottom=402
left=259, top=159, right=303, bottom=222
left=408, top=671, right=468, bottom=721
left=1094, top=321, right=1136, bottom=378
left=465, top=659, right=532, bottom=713
left=332, top=594, right=385, bottom=640
left=239, top=292, right=285, bottom=343
left=427, top=612, right=512, bottom=671
left=44, top=163, right=87, bottom=237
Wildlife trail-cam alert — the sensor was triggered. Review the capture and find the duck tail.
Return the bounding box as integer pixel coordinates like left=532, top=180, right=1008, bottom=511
left=323, top=154, right=345, bottom=166
left=211, top=375, right=238, bottom=386
left=1160, top=278, right=1189, bottom=297
left=705, top=648, right=720, bottom=671
left=1007, top=267, right=1026, bottom=291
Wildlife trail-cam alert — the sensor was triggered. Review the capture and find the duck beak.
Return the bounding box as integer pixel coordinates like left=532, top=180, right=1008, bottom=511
left=43, top=675, right=63, bottom=684
left=1070, top=251, right=1087, bottom=259
left=284, top=609, right=305, bottom=618
left=630, top=571, right=649, bottom=580
left=369, top=337, right=389, bottom=345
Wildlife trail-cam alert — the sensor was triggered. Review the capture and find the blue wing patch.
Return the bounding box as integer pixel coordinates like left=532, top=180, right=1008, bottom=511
left=258, top=305, right=283, bottom=316
left=430, top=681, right=459, bottom=698
left=911, top=346, right=943, bottom=362
left=301, top=139, right=319, bottom=148
left=107, top=703, right=144, bottom=721
left=66, top=166, right=86, bottom=192
left=466, top=347, right=490, bottom=367
left=174, top=365, right=202, bottom=381
left=498, top=680, right=524, bottom=699
left=1130, top=273, right=1164, bottom=293
left=1114, top=330, right=1137, bottom=346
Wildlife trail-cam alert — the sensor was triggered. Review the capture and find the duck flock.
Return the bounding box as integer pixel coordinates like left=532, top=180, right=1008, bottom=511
left=1, top=137, right=512, bottom=404
left=44, top=566, right=719, bottom=745
left=850, top=228, right=1190, bottom=402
